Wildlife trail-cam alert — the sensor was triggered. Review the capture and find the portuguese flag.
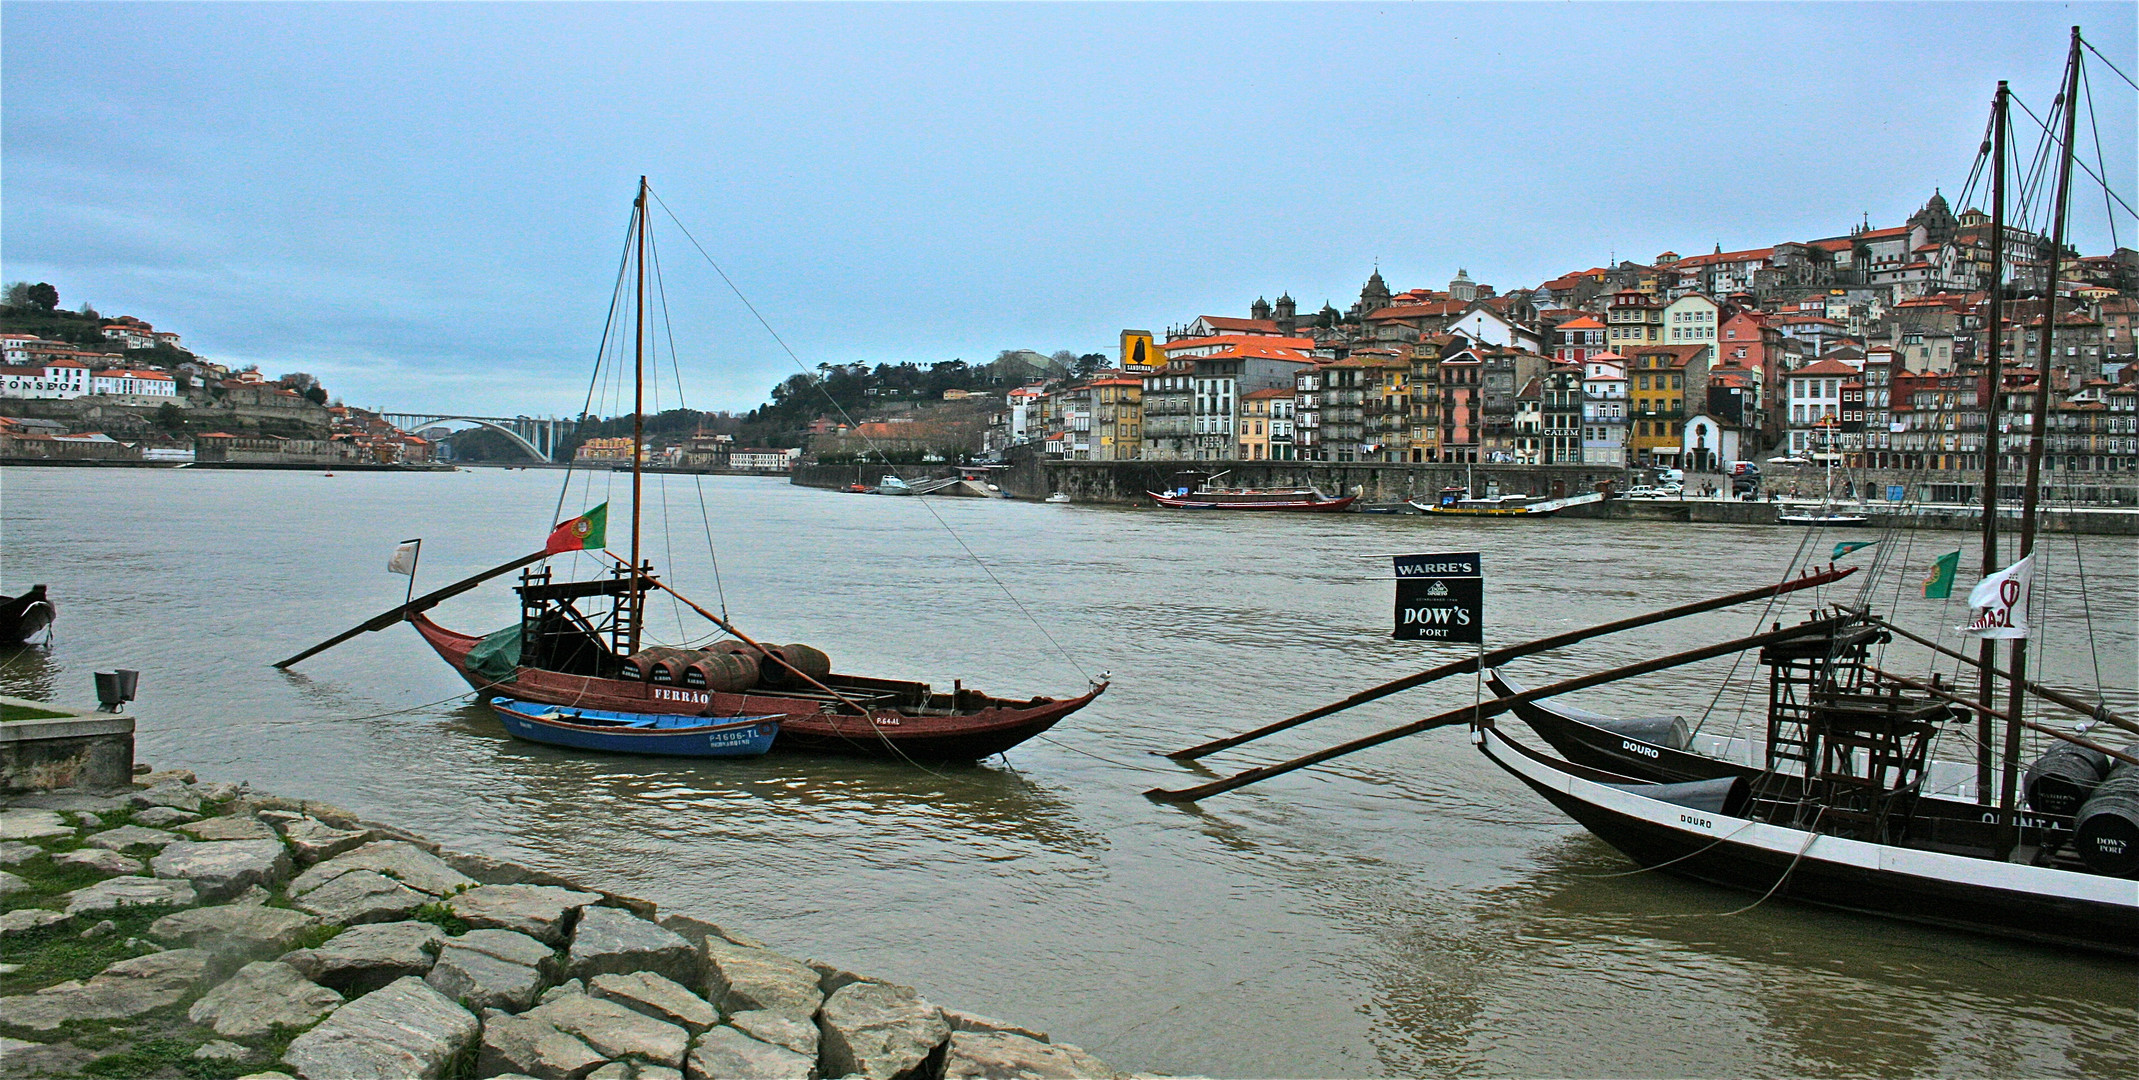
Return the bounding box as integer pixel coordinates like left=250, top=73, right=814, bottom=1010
left=1921, top=550, right=1960, bottom=599
left=545, top=503, right=608, bottom=555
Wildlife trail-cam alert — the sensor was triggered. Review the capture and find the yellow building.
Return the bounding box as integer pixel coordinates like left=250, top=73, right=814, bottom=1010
left=1089, top=374, right=1143, bottom=460
left=1120, top=329, right=1162, bottom=372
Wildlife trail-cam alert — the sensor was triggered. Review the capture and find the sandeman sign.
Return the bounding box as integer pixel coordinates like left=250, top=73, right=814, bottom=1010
left=1121, top=329, right=1159, bottom=371
left=1393, top=552, right=1483, bottom=644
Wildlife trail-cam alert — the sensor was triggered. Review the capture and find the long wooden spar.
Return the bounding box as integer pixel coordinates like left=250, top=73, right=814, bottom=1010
left=1165, top=565, right=1858, bottom=760
left=273, top=550, right=550, bottom=669
left=1865, top=664, right=2139, bottom=770
left=1146, top=616, right=1851, bottom=803
left=1868, top=616, right=2139, bottom=739
left=601, top=552, right=880, bottom=720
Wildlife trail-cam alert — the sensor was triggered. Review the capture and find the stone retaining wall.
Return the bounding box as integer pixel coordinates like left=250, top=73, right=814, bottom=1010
left=0, top=700, right=134, bottom=793
left=0, top=771, right=1130, bottom=1080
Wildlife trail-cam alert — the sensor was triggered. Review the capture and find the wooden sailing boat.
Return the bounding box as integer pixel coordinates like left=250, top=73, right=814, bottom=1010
left=280, top=178, right=1105, bottom=760
left=1144, top=33, right=2136, bottom=956
left=0, top=584, right=55, bottom=645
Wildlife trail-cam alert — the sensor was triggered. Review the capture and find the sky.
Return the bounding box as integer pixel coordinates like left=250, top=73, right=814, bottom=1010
left=4, top=2, right=2135, bottom=417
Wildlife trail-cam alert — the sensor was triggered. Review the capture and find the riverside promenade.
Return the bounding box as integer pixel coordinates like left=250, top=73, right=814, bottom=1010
left=0, top=766, right=1128, bottom=1080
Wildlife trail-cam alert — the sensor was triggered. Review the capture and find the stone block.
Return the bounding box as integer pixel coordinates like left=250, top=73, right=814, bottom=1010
left=727, top=1009, right=817, bottom=1059
left=189, top=959, right=345, bottom=1039
left=177, top=815, right=278, bottom=841
left=281, top=976, right=478, bottom=1080
left=54, top=848, right=141, bottom=875
left=527, top=993, right=690, bottom=1068
left=425, top=941, right=544, bottom=1012
left=150, top=839, right=292, bottom=901
left=942, top=1008, right=1050, bottom=1044
left=567, top=906, right=696, bottom=984
left=281, top=919, right=443, bottom=996
left=701, top=938, right=821, bottom=1022
left=278, top=817, right=376, bottom=863
left=0, top=908, right=69, bottom=936
left=0, top=808, right=71, bottom=840
left=292, top=868, right=430, bottom=926
left=477, top=1010, right=607, bottom=1080
left=449, top=883, right=600, bottom=944
left=588, top=970, right=717, bottom=1034
left=85, top=824, right=178, bottom=850
left=131, top=805, right=199, bottom=827
left=942, top=1031, right=1120, bottom=1080
left=817, top=981, right=950, bottom=1080
left=288, top=840, right=474, bottom=900
left=149, top=902, right=318, bottom=957
left=685, top=1025, right=817, bottom=1080
left=0, top=948, right=213, bottom=1031
left=63, top=875, right=197, bottom=915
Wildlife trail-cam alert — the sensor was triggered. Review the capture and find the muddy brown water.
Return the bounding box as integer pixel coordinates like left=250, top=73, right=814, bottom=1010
left=3, top=466, right=2133, bottom=1078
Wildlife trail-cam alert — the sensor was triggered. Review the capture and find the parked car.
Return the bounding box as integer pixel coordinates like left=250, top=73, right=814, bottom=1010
left=1624, top=485, right=1662, bottom=499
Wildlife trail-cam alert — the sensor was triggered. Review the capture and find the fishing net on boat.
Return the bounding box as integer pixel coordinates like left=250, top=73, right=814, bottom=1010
left=466, top=624, right=523, bottom=684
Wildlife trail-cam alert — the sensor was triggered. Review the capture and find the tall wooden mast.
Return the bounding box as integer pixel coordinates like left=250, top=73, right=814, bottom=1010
left=630, top=175, right=648, bottom=655
left=1997, top=28, right=2083, bottom=845
left=1974, top=80, right=2008, bottom=805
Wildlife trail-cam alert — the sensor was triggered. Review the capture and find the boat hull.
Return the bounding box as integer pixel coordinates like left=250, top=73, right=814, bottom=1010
left=0, top=586, right=55, bottom=645
left=412, top=614, right=1102, bottom=761
left=491, top=700, right=779, bottom=757
left=1145, top=491, right=1356, bottom=511
left=1478, top=724, right=2139, bottom=957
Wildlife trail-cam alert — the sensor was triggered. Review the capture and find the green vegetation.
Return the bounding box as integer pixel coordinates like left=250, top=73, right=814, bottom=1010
left=81, top=1034, right=256, bottom=1080
left=411, top=901, right=470, bottom=936
left=0, top=903, right=181, bottom=995
left=0, top=702, right=72, bottom=722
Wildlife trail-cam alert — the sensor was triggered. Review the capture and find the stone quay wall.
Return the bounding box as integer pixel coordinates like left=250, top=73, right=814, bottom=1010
left=0, top=701, right=134, bottom=794
left=0, top=770, right=1127, bottom=1080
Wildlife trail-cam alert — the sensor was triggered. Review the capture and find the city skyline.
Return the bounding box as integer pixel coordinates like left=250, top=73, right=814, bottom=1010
left=4, top=2, right=2133, bottom=416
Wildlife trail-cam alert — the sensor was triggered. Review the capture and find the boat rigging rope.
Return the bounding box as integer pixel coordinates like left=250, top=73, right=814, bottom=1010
left=1657, top=807, right=1827, bottom=919
left=1688, top=524, right=1819, bottom=739
left=645, top=185, right=1095, bottom=685
left=2082, top=35, right=2139, bottom=92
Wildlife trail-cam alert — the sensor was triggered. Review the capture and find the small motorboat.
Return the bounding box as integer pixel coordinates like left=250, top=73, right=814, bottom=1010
left=489, top=698, right=780, bottom=757
left=0, top=585, right=55, bottom=645
left=1045, top=492, right=1071, bottom=504
left=844, top=483, right=870, bottom=493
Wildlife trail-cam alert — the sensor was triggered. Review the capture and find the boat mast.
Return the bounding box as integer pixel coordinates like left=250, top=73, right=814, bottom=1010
left=1997, top=28, right=2082, bottom=847
left=1975, top=80, right=2009, bottom=805
left=630, top=175, right=648, bottom=655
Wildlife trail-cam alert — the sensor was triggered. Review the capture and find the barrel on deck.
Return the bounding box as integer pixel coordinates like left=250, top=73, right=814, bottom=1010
left=684, top=650, right=759, bottom=693
left=624, top=647, right=688, bottom=684
left=2073, top=756, right=2139, bottom=877
left=758, top=643, right=832, bottom=689
left=2023, top=743, right=2111, bottom=817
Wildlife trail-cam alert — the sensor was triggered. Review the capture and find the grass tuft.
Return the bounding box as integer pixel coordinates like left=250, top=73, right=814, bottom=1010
left=0, top=903, right=181, bottom=995
left=411, top=902, right=469, bottom=936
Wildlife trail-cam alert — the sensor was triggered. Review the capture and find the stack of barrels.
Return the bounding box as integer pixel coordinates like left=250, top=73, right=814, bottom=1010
left=2023, top=742, right=2139, bottom=876
left=624, top=641, right=832, bottom=694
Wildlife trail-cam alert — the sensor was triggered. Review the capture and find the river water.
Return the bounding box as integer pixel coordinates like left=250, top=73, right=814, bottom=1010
left=3, top=465, right=2134, bottom=1078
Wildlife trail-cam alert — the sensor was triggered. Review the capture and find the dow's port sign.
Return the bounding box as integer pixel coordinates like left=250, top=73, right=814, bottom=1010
left=1393, top=551, right=1483, bottom=644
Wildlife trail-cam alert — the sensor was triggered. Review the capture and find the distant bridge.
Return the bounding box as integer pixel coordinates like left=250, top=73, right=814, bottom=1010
left=380, top=413, right=575, bottom=462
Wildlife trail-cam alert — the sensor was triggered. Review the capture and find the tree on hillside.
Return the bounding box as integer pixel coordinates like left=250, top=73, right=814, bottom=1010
left=304, top=386, right=328, bottom=405
left=1072, top=353, right=1107, bottom=379
left=25, top=283, right=58, bottom=311
left=280, top=372, right=321, bottom=393
left=78, top=302, right=98, bottom=320
left=2, top=283, right=28, bottom=307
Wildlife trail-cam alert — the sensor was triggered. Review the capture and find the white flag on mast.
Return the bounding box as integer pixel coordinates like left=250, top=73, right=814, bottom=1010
left=1961, top=554, right=2033, bottom=639
left=387, top=539, right=422, bottom=577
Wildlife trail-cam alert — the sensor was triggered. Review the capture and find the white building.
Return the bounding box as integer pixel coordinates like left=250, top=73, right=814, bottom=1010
left=1447, top=301, right=1546, bottom=354
left=1681, top=413, right=1744, bottom=474
left=1581, top=354, right=1630, bottom=466
left=730, top=447, right=798, bottom=471
left=90, top=369, right=177, bottom=397
left=0, top=359, right=91, bottom=399
left=1662, top=294, right=1721, bottom=350
left=1785, top=357, right=1859, bottom=455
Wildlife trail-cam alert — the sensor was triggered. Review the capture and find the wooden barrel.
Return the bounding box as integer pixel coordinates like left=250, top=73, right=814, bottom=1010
left=624, top=647, right=684, bottom=683
left=684, top=650, right=759, bottom=693
left=759, top=643, right=832, bottom=689
left=2074, top=757, right=2139, bottom=877
left=2024, top=743, right=2110, bottom=816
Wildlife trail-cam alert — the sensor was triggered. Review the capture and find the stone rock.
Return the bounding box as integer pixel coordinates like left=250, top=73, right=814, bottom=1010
left=0, top=1034, right=96, bottom=1079
left=942, top=1008, right=1050, bottom=1044
left=942, top=1032, right=1118, bottom=1080
left=232, top=884, right=272, bottom=905
left=80, top=919, right=115, bottom=939
left=8, top=791, right=130, bottom=813
left=85, top=824, right=179, bottom=851
left=281, top=919, right=443, bottom=995
left=441, top=849, right=579, bottom=887
left=452, top=927, right=557, bottom=970
left=279, top=817, right=376, bottom=864
left=0, top=808, right=71, bottom=840
left=151, top=839, right=292, bottom=901
left=178, top=815, right=278, bottom=841
left=637, top=1068, right=684, bottom=1080
left=292, top=868, right=430, bottom=925
left=64, top=875, right=197, bottom=915
left=727, top=1009, right=817, bottom=1059
left=449, top=883, right=600, bottom=944
left=55, top=848, right=142, bottom=875
left=685, top=1025, right=817, bottom=1080
left=130, top=805, right=199, bottom=827
left=476, top=1010, right=607, bottom=1080
left=817, top=981, right=951, bottom=1080
left=71, top=811, right=104, bottom=829
left=131, top=786, right=204, bottom=813
left=568, top=906, right=696, bottom=984
left=288, top=840, right=475, bottom=900
left=194, top=1040, right=252, bottom=1062
left=660, top=914, right=766, bottom=952
left=0, top=869, right=26, bottom=895
left=247, top=798, right=362, bottom=830
left=0, top=840, right=39, bottom=864
left=197, top=781, right=243, bottom=802
left=425, top=941, right=544, bottom=1012
left=527, top=992, right=690, bottom=1068
left=807, top=959, right=874, bottom=996
left=190, top=959, right=345, bottom=1039
left=0, top=948, right=213, bottom=1031
left=150, top=903, right=318, bottom=956
left=237, top=1074, right=298, bottom=1080
left=137, top=768, right=198, bottom=787
left=589, top=971, right=716, bottom=1034
left=540, top=978, right=585, bottom=1005
left=701, top=938, right=821, bottom=1021
left=589, top=1064, right=634, bottom=1080
left=281, top=976, right=478, bottom=1080
left=0, top=908, right=69, bottom=936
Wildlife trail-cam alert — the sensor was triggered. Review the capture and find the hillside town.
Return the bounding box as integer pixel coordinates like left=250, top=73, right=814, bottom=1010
left=958, top=193, right=2138, bottom=492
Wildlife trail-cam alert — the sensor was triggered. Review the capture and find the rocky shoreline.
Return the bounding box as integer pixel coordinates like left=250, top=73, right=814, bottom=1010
left=0, top=770, right=1131, bottom=1080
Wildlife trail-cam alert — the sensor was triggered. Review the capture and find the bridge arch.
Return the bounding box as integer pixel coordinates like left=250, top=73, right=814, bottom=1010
left=384, top=414, right=559, bottom=462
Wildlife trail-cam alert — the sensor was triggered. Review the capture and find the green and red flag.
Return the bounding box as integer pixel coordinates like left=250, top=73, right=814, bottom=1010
left=545, top=503, right=608, bottom=555
left=1921, top=550, right=1960, bottom=599
left=1831, top=540, right=1879, bottom=560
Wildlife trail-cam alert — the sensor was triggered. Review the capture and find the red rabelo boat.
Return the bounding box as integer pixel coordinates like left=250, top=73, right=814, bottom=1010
left=279, top=178, right=1104, bottom=761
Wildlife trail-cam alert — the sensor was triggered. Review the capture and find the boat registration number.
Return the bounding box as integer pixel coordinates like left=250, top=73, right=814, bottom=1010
left=651, top=687, right=710, bottom=705
left=1620, top=739, right=1660, bottom=759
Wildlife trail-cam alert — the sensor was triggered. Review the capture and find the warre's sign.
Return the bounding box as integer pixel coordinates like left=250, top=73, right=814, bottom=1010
left=1393, top=551, right=1483, bottom=644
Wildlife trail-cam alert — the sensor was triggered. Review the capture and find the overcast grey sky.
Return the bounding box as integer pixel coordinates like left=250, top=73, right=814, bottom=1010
left=5, top=2, right=2133, bottom=416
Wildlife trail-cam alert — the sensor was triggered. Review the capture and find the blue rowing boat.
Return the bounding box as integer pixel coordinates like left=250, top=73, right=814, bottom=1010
left=489, top=698, right=780, bottom=757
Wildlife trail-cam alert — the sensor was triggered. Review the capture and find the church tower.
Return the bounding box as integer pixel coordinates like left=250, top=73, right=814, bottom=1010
left=1908, top=189, right=1958, bottom=246
left=1274, top=293, right=1297, bottom=334
left=1358, top=269, right=1392, bottom=315
left=1449, top=268, right=1477, bottom=303
left=1251, top=296, right=1272, bottom=321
